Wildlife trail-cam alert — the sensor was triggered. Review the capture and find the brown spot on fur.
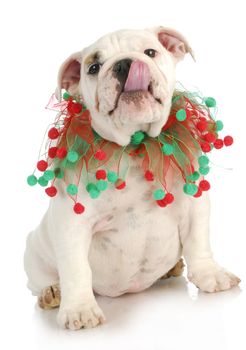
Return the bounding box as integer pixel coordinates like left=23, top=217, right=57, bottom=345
left=141, top=190, right=152, bottom=201
left=101, top=242, right=108, bottom=250
left=140, top=267, right=155, bottom=273
left=139, top=258, right=148, bottom=266
left=126, top=207, right=134, bottom=213
left=102, top=237, right=111, bottom=243
left=121, top=91, right=146, bottom=105
left=116, top=84, right=122, bottom=93
left=110, top=228, right=119, bottom=233
left=95, top=94, right=99, bottom=111
left=84, top=51, right=101, bottom=66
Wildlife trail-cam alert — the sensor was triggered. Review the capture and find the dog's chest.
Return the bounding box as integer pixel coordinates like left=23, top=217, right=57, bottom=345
left=87, top=160, right=186, bottom=296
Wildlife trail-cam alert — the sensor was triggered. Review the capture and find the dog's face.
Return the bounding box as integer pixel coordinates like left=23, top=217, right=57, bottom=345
left=57, top=27, right=192, bottom=145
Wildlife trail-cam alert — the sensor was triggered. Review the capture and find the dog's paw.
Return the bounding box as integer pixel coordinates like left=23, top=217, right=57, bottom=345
left=57, top=300, right=106, bottom=330
left=188, top=261, right=241, bottom=293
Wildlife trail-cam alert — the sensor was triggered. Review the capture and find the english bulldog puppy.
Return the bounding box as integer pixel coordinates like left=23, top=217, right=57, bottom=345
left=24, top=26, right=240, bottom=330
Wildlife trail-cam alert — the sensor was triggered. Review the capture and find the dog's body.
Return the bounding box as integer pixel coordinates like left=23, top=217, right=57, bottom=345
left=24, top=27, right=240, bottom=330
left=25, top=158, right=184, bottom=297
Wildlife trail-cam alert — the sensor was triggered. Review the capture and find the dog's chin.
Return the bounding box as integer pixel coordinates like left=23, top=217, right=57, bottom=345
left=109, top=90, right=163, bottom=125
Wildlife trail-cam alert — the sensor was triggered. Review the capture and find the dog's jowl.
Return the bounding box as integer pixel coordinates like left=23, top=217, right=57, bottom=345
left=24, top=27, right=240, bottom=330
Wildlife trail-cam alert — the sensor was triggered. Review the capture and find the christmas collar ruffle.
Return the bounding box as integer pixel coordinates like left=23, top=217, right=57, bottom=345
left=27, top=89, right=233, bottom=214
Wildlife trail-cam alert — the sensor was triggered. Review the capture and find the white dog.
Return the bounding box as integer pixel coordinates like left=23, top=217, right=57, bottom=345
left=24, top=26, right=240, bottom=330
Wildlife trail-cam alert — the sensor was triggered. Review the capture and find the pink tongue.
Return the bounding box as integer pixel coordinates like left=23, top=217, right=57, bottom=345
left=124, top=60, right=150, bottom=92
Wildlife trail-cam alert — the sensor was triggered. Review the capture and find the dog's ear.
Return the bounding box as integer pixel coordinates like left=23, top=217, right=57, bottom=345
left=149, top=26, right=195, bottom=61
left=56, top=52, right=82, bottom=100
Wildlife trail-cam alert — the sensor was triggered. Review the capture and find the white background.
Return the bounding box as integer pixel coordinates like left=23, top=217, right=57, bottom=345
left=0, top=0, right=246, bottom=349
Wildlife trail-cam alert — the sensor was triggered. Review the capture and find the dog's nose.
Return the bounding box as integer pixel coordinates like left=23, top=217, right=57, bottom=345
left=113, top=59, right=132, bottom=83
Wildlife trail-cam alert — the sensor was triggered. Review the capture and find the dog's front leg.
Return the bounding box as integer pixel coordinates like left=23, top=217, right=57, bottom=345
left=180, top=193, right=240, bottom=292
left=49, top=199, right=105, bottom=330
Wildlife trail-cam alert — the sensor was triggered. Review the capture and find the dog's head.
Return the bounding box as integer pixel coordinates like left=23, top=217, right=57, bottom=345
left=57, top=27, right=193, bottom=146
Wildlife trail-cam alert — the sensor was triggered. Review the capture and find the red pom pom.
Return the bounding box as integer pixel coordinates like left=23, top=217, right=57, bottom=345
left=204, top=132, right=217, bottom=143
left=196, top=120, right=208, bottom=132
left=45, top=186, right=57, bottom=197
left=157, top=193, right=174, bottom=207
left=96, top=169, right=107, bottom=180
left=73, top=202, right=85, bottom=214
left=145, top=170, right=154, bottom=181
left=200, top=117, right=207, bottom=122
left=37, top=160, right=48, bottom=171
left=201, top=142, right=211, bottom=153
left=199, top=180, right=210, bottom=191
left=67, top=101, right=83, bottom=115
left=48, top=147, right=58, bottom=158
left=156, top=199, right=167, bottom=207
left=224, top=135, right=234, bottom=146
left=56, top=147, right=67, bottom=159
left=48, top=127, right=59, bottom=140
left=94, top=149, right=106, bottom=160
left=73, top=103, right=83, bottom=114
left=67, top=101, right=74, bottom=114
left=165, top=193, right=174, bottom=204
left=115, top=179, right=126, bottom=190
left=214, top=139, right=224, bottom=149
left=194, top=187, right=202, bottom=198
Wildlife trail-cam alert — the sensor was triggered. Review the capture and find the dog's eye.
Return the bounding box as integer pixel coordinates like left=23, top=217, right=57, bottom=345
left=88, top=63, right=101, bottom=75
left=144, top=49, right=157, bottom=58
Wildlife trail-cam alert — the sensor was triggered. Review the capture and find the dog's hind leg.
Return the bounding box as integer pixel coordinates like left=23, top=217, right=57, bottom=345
left=160, top=258, right=185, bottom=279
left=38, top=284, right=61, bottom=309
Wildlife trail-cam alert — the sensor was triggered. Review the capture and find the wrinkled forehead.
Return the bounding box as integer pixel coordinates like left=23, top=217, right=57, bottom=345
left=82, top=29, right=161, bottom=63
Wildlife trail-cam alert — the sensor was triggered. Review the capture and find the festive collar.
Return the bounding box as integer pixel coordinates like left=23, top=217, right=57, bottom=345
left=27, top=89, right=233, bottom=214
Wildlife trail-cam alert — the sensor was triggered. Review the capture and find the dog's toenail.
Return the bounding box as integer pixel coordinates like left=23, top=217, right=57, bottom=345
left=74, top=320, right=79, bottom=327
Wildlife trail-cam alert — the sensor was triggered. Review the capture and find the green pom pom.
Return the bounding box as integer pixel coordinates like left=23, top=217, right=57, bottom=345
left=43, top=170, right=55, bottom=181
left=176, top=109, right=187, bottom=121
left=199, top=166, right=210, bottom=175
left=27, top=175, right=37, bottom=186
left=86, top=183, right=97, bottom=192
left=162, top=143, right=174, bottom=155
left=198, top=155, right=209, bottom=167
left=67, top=184, right=78, bottom=195
left=38, top=176, right=48, bottom=187
left=54, top=168, right=64, bottom=179
left=205, top=97, right=216, bottom=108
left=153, top=189, right=165, bottom=200
left=131, top=131, right=145, bottom=145
left=89, top=188, right=100, bottom=199
left=63, top=92, right=71, bottom=100
left=107, top=171, right=118, bottom=183
left=67, top=151, right=79, bottom=163
left=183, top=183, right=198, bottom=196
left=96, top=180, right=108, bottom=191
left=216, top=120, right=224, bottom=131
left=186, top=171, right=200, bottom=182
left=172, top=95, right=181, bottom=104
